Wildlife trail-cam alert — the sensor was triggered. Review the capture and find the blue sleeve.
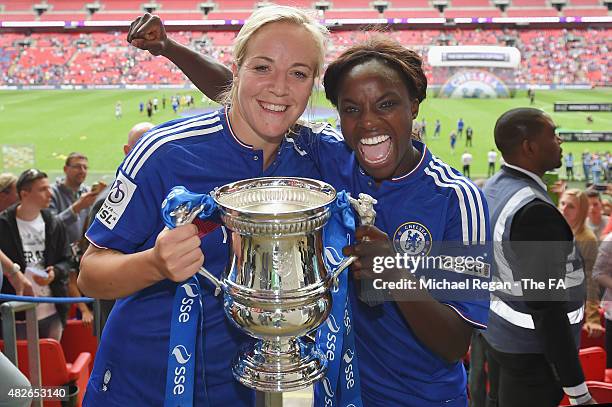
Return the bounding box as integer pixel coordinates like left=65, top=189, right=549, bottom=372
left=435, top=180, right=492, bottom=329
left=85, top=153, right=169, bottom=254
left=292, top=124, right=355, bottom=191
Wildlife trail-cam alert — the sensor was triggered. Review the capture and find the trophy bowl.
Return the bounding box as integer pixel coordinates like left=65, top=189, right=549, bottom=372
left=211, top=177, right=337, bottom=392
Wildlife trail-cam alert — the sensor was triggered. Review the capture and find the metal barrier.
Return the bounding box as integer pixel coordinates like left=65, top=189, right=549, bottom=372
left=1, top=301, right=42, bottom=407
left=0, top=295, right=99, bottom=407
left=1, top=295, right=282, bottom=406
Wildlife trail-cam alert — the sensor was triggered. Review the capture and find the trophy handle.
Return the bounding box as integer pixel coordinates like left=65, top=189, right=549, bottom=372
left=197, top=266, right=226, bottom=296
left=330, top=255, right=356, bottom=288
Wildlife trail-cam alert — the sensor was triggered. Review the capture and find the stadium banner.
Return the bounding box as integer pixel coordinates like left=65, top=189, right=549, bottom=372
left=558, top=131, right=612, bottom=142
left=554, top=103, right=612, bottom=112
left=428, top=46, right=520, bottom=99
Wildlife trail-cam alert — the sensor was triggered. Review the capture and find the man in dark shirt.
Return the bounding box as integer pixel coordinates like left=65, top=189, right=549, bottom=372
left=483, top=108, right=594, bottom=406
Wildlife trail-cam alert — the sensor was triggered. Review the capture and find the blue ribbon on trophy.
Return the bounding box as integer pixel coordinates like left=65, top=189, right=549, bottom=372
left=314, top=191, right=364, bottom=407
left=161, top=186, right=217, bottom=407
left=159, top=182, right=375, bottom=407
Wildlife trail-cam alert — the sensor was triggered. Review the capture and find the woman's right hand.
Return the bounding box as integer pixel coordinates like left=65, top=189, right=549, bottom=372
left=127, top=13, right=169, bottom=56
left=153, top=224, right=204, bottom=282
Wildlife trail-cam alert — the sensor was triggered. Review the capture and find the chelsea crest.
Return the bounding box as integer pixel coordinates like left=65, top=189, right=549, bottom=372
left=393, top=222, right=433, bottom=256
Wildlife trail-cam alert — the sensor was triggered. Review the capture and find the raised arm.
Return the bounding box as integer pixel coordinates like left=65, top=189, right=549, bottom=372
left=127, top=13, right=232, bottom=102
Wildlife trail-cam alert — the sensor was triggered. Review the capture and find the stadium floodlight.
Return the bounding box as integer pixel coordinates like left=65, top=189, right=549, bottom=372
left=550, top=0, right=567, bottom=11
left=432, top=0, right=448, bottom=13
left=314, top=1, right=331, bottom=12
left=199, top=2, right=215, bottom=15
left=143, top=3, right=159, bottom=14
left=86, top=2, right=101, bottom=15
left=493, top=0, right=510, bottom=12
left=33, top=3, right=49, bottom=16
left=372, top=0, right=389, bottom=13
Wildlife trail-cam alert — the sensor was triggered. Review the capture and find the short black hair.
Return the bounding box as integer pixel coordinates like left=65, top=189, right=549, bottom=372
left=494, top=108, right=550, bottom=156
left=16, top=168, right=48, bottom=196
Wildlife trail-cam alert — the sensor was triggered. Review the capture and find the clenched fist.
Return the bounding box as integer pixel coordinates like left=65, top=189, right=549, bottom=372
left=127, top=13, right=169, bottom=56
left=153, top=224, right=204, bottom=282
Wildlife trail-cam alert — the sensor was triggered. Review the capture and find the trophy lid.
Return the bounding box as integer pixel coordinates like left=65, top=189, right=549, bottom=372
left=211, top=177, right=336, bottom=236
left=212, top=177, right=336, bottom=215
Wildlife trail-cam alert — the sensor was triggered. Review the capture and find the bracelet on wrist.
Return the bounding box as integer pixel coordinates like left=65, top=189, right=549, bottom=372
left=8, top=262, right=20, bottom=276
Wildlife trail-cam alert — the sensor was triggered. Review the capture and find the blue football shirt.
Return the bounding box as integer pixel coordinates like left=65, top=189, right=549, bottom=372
left=84, top=107, right=322, bottom=406
left=294, top=126, right=492, bottom=407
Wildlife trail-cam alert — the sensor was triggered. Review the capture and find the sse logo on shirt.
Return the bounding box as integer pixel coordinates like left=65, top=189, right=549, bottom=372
left=96, top=172, right=137, bottom=230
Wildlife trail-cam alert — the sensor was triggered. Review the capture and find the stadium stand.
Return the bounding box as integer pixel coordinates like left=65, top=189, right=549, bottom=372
left=444, top=8, right=503, bottom=17
left=48, top=0, right=88, bottom=11
left=0, top=0, right=38, bottom=12
left=383, top=9, right=441, bottom=17
left=0, top=0, right=608, bottom=87
left=0, top=26, right=609, bottom=86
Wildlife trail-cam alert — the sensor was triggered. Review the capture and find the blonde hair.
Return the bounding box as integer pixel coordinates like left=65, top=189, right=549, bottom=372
left=222, top=5, right=329, bottom=105
left=562, top=188, right=596, bottom=241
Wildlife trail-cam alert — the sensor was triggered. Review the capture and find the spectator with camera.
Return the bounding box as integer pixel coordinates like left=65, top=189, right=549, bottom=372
left=49, top=152, right=103, bottom=325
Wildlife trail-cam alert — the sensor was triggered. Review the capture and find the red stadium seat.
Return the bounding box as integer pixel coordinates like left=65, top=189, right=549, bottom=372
left=101, top=0, right=143, bottom=10
left=0, top=338, right=91, bottom=407
left=389, top=0, right=431, bottom=6
left=157, top=0, right=201, bottom=10
left=0, top=0, right=37, bottom=11
left=60, top=319, right=98, bottom=374
left=47, top=0, right=87, bottom=11
left=206, top=11, right=254, bottom=20
left=606, top=369, right=612, bottom=383
left=384, top=9, right=441, bottom=18
left=39, top=12, right=88, bottom=21
left=215, top=0, right=256, bottom=9
left=586, top=381, right=612, bottom=404
left=580, top=347, right=606, bottom=382
left=0, top=12, right=36, bottom=21
left=331, top=0, right=373, bottom=7
left=560, top=381, right=612, bottom=406
left=506, top=7, right=559, bottom=16
left=444, top=8, right=502, bottom=17
left=563, top=7, right=608, bottom=16
left=324, top=9, right=381, bottom=18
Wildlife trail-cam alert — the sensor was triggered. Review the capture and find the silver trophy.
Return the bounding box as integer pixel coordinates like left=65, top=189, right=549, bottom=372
left=170, top=178, right=376, bottom=392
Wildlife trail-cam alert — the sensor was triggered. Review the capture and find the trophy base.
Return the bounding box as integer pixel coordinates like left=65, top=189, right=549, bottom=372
left=233, top=337, right=327, bottom=393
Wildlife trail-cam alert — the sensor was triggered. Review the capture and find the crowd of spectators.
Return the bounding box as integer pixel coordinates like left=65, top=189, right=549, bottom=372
left=0, top=27, right=609, bottom=86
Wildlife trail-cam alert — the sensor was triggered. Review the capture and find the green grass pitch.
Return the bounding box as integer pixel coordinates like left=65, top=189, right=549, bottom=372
left=0, top=88, right=610, bottom=184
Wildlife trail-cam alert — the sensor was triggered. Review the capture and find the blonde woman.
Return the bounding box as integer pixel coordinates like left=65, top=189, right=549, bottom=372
left=78, top=6, right=330, bottom=406
left=559, top=189, right=604, bottom=339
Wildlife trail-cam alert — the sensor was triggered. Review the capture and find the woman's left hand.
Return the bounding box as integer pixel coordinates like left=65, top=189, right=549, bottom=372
left=342, top=225, right=396, bottom=280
